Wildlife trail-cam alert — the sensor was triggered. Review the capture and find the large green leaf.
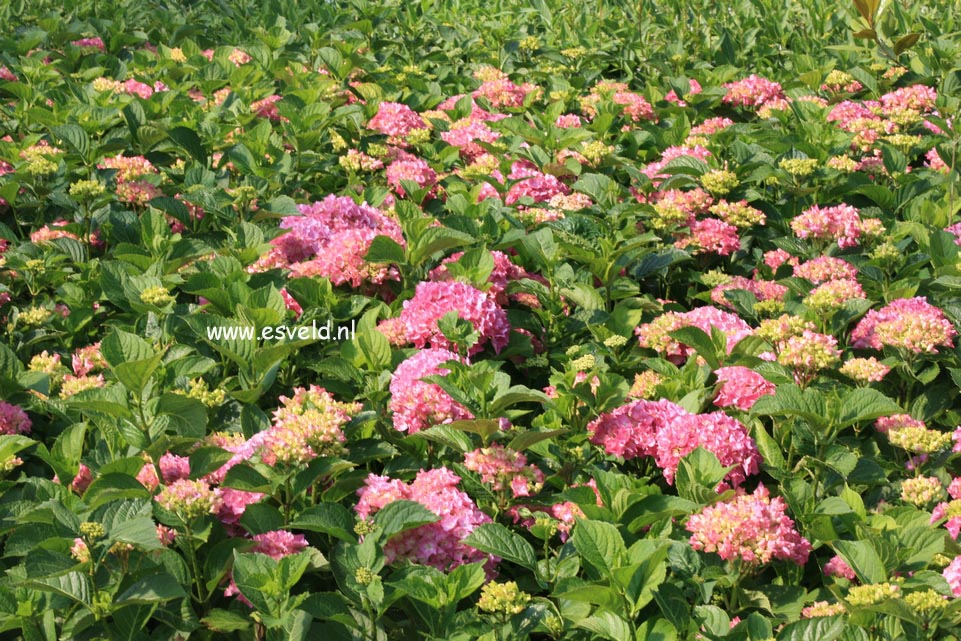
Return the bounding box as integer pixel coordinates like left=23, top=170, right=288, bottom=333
left=463, top=523, right=538, bottom=571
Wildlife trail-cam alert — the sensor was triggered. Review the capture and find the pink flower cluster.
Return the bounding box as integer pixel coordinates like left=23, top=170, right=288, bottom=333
left=793, top=256, right=858, bottom=283
left=722, top=75, right=785, bottom=108
left=473, top=77, right=538, bottom=109
left=851, top=297, right=957, bottom=354
left=674, top=217, right=741, bottom=256
left=588, top=399, right=761, bottom=489
left=505, top=171, right=570, bottom=206
left=258, top=385, right=362, bottom=466
left=790, top=204, right=868, bottom=249
left=441, top=118, right=500, bottom=160
left=355, top=467, right=493, bottom=571
left=428, top=249, right=537, bottom=306
left=261, top=194, right=405, bottom=287
left=396, top=280, right=510, bottom=354
left=710, top=276, right=786, bottom=309
left=713, top=366, right=776, bottom=411
left=368, top=101, right=427, bottom=139
left=824, top=554, right=857, bottom=580
left=0, top=401, right=31, bottom=435
left=635, top=305, right=753, bottom=363
left=388, top=348, right=474, bottom=434
left=386, top=155, right=438, bottom=197
left=464, top=444, right=545, bottom=497
left=945, top=556, right=961, bottom=597
left=687, top=484, right=811, bottom=565
left=641, top=144, right=712, bottom=185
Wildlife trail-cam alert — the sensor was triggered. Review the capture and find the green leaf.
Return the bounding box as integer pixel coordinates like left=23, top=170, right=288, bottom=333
left=374, top=500, right=439, bottom=540
left=576, top=612, right=632, bottom=641
left=776, top=615, right=844, bottom=641
left=447, top=419, right=501, bottom=440
left=833, top=539, right=886, bottom=583
left=365, top=235, right=406, bottom=264
left=168, top=126, right=207, bottom=163
left=355, top=328, right=391, bottom=370
left=408, top=425, right=474, bottom=452
left=751, top=384, right=827, bottom=426
left=668, top=326, right=720, bottom=369
left=290, top=503, right=356, bottom=542
left=116, top=573, right=186, bottom=603
left=201, top=609, right=253, bottom=633
left=893, top=32, right=920, bottom=55
left=675, top=447, right=730, bottom=502
left=101, top=329, right=155, bottom=367
left=51, top=124, right=89, bottom=158
left=508, top=429, right=566, bottom=452
left=111, top=517, right=163, bottom=551
left=837, top=388, right=902, bottom=428
left=572, top=519, right=626, bottom=576
left=572, top=173, right=615, bottom=205
left=463, top=523, right=538, bottom=571
left=230, top=552, right=275, bottom=612
left=188, top=447, right=231, bottom=480
left=26, top=572, right=93, bottom=607
left=112, top=353, right=164, bottom=397
left=409, top=226, right=474, bottom=265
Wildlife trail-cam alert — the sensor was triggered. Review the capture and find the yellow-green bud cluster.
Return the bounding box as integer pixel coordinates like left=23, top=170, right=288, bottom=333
left=779, top=158, right=818, bottom=177
left=701, top=169, right=739, bottom=195
left=888, top=427, right=953, bottom=454
left=846, top=582, right=900, bottom=607
left=478, top=581, right=531, bottom=615
left=140, top=286, right=176, bottom=307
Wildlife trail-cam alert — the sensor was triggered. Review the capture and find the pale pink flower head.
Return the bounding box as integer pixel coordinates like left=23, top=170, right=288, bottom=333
left=674, top=218, right=741, bottom=256
left=0, top=66, right=17, bottom=82
left=722, top=75, right=785, bottom=108
left=464, top=444, right=544, bottom=497
left=158, top=452, right=191, bottom=484
left=635, top=306, right=753, bottom=363
left=72, top=37, right=105, bottom=51
left=554, top=114, right=583, bottom=128
left=793, top=256, right=858, bottom=284
left=398, top=280, right=510, bottom=354
left=473, top=77, right=537, bottom=109
left=155, top=479, right=222, bottom=520
left=0, top=401, right=31, bottom=435
left=368, top=101, right=427, bottom=138
left=687, top=484, right=811, bottom=565
left=355, top=467, right=494, bottom=572
left=386, top=156, right=438, bottom=197
left=505, top=171, right=570, bottom=206
left=790, top=204, right=864, bottom=249
left=588, top=398, right=690, bottom=460
left=267, top=195, right=405, bottom=287
left=388, top=348, right=474, bottom=434
left=945, top=556, right=961, bottom=597
left=257, top=386, right=361, bottom=467
left=654, top=411, right=762, bottom=489
left=216, top=488, right=266, bottom=533
left=72, top=343, right=106, bottom=377
left=824, top=554, right=857, bottom=580
left=713, top=366, right=776, bottom=411
left=851, top=297, right=957, bottom=354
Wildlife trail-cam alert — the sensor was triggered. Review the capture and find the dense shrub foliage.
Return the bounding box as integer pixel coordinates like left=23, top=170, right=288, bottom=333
left=3, top=1, right=961, bottom=640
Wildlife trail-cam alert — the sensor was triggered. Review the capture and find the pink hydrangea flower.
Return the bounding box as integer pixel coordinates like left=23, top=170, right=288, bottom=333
left=386, top=156, right=438, bottom=197
left=945, top=556, right=961, bottom=596
left=793, top=256, right=859, bottom=283
left=368, top=101, right=427, bottom=138
left=653, top=411, right=762, bottom=488
left=505, top=171, right=570, bottom=206
left=665, top=79, right=702, bottom=106
left=257, top=386, right=361, bottom=466
left=674, top=218, right=741, bottom=256
left=0, top=401, right=31, bottom=435
left=588, top=398, right=690, bottom=460
left=636, top=306, right=753, bottom=363
left=790, top=204, right=865, bottom=249
left=713, top=366, right=776, bottom=411
left=851, top=297, right=957, bottom=354
left=464, top=444, right=544, bottom=497
left=263, top=195, right=405, bottom=287
left=824, top=554, right=858, bottom=580
left=722, top=75, right=785, bottom=108
left=158, top=452, right=191, bottom=484
left=355, top=467, right=494, bottom=572
left=398, top=280, right=510, bottom=354
left=687, top=484, right=811, bottom=565
left=389, top=348, right=474, bottom=434
left=216, top=488, right=266, bottom=534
